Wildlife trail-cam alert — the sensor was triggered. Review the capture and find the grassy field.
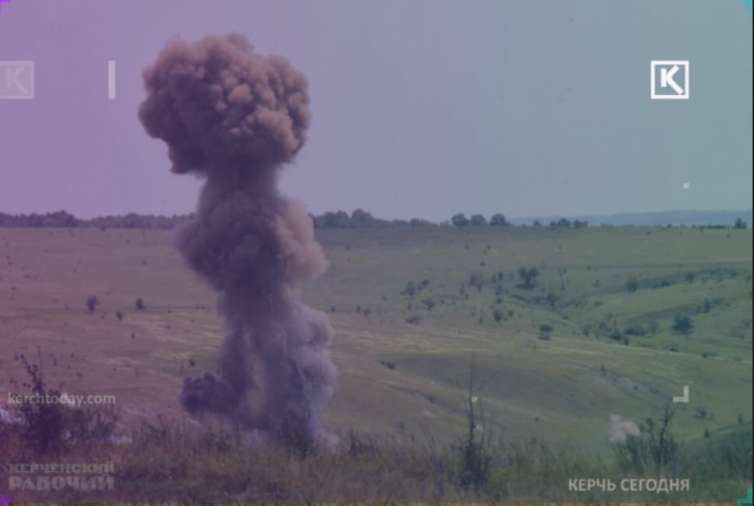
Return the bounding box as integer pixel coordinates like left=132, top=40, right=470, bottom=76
left=0, top=225, right=751, bottom=448
left=0, top=224, right=751, bottom=500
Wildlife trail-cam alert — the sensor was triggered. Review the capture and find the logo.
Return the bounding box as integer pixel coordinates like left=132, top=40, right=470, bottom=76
left=651, top=60, right=689, bottom=100
left=672, top=385, right=690, bottom=403
left=0, top=61, right=34, bottom=99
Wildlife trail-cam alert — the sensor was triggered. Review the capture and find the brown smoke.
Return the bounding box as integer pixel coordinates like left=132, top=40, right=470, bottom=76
left=139, top=34, right=336, bottom=449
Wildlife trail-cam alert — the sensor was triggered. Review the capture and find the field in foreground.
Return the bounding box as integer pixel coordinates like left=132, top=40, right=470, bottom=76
left=0, top=225, right=751, bottom=501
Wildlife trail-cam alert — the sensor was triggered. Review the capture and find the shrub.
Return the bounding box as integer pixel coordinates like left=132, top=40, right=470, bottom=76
left=458, top=360, right=493, bottom=493
left=469, top=272, right=485, bottom=292
left=672, top=314, right=694, bottom=335
left=493, top=309, right=504, bottom=324
left=8, top=354, right=118, bottom=455
left=623, top=325, right=646, bottom=337
left=608, top=328, right=623, bottom=341
left=625, top=277, right=638, bottom=293
left=613, top=403, right=680, bottom=475
left=538, top=324, right=553, bottom=339
left=86, top=295, right=99, bottom=313
left=379, top=360, right=396, bottom=370
left=517, top=267, right=539, bottom=289
left=545, top=292, right=559, bottom=310
left=401, top=281, right=417, bottom=297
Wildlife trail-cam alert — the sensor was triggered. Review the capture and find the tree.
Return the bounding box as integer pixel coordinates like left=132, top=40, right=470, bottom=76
left=734, top=218, right=748, bottom=230
left=489, top=213, right=507, bottom=226
left=350, top=208, right=375, bottom=227
left=451, top=213, right=470, bottom=229
left=550, top=218, right=572, bottom=229
left=573, top=219, right=589, bottom=229
left=459, top=358, right=493, bottom=492
left=317, top=210, right=350, bottom=228
left=469, top=214, right=487, bottom=226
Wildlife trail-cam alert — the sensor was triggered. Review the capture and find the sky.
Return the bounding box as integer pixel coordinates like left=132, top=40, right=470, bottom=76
left=0, top=0, right=751, bottom=221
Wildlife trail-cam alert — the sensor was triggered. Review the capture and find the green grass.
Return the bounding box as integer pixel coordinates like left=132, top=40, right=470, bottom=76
left=306, top=226, right=752, bottom=452
left=0, top=224, right=751, bottom=501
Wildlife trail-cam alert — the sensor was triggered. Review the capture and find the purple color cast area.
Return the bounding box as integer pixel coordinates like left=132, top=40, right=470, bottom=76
left=0, top=1, right=750, bottom=221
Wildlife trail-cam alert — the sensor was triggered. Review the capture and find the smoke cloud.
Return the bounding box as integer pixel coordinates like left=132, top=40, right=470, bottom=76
left=139, top=34, right=336, bottom=449
left=608, top=414, right=640, bottom=444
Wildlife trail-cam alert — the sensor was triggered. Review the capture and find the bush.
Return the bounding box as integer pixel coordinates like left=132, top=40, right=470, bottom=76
left=8, top=354, right=118, bottom=455
left=623, top=325, right=647, bottom=337
left=493, top=309, right=504, bottom=324
left=401, top=281, right=417, bottom=297
left=625, top=277, right=638, bottom=293
left=538, top=324, right=553, bottom=339
left=517, top=267, right=539, bottom=289
left=86, top=295, right=100, bottom=313
left=671, top=314, right=694, bottom=335
left=608, top=328, right=623, bottom=341
left=469, top=272, right=485, bottom=292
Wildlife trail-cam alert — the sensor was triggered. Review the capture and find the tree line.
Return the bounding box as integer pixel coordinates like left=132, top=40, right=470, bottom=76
left=0, top=211, right=192, bottom=230
left=0, top=209, right=748, bottom=231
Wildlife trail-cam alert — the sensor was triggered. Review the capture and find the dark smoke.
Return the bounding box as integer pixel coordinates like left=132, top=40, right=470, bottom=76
left=139, top=34, right=337, bottom=448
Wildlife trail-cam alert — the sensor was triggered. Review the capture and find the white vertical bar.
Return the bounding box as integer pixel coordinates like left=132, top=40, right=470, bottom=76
left=107, top=60, right=116, bottom=100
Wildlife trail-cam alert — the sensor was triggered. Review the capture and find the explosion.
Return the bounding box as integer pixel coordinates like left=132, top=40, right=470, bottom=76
left=139, top=34, right=336, bottom=448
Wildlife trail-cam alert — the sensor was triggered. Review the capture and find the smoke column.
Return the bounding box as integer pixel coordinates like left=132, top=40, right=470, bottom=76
left=139, top=34, right=337, bottom=448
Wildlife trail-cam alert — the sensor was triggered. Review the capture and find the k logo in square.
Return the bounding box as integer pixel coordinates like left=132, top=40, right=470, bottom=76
left=651, top=60, right=689, bottom=100
left=0, top=61, right=34, bottom=99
